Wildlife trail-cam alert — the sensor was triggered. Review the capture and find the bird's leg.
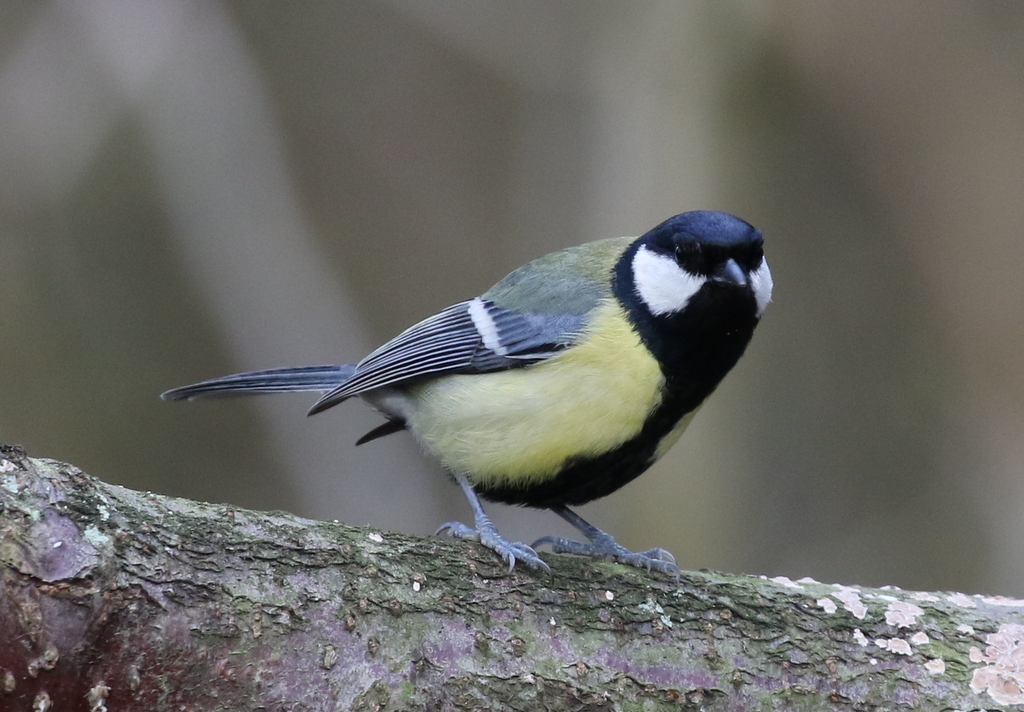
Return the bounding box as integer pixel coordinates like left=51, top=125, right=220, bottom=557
left=436, top=474, right=549, bottom=572
left=533, top=507, right=679, bottom=575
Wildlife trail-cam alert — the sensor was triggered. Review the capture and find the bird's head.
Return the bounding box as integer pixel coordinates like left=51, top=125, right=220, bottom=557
left=627, top=210, right=772, bottom=320
left=611, top=210, right=772, bottom=388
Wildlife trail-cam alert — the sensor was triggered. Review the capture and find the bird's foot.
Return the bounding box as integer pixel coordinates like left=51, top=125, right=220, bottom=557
left=437, top=520, right=549, bottom=572
left=533, top=531, right=679, bottom=575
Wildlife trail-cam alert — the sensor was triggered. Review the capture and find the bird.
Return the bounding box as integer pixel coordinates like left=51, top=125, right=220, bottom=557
left=162, top=210, right=772, bottom=574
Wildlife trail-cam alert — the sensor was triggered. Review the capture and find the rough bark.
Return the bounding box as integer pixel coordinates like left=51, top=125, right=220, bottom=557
left=1, top=444, right=1022, bottom=711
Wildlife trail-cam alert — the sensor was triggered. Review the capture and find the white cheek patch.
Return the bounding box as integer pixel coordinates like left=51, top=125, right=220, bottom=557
left=750, top=258, right=773, bottom=316
left=632, top=246, right=706, bottom=316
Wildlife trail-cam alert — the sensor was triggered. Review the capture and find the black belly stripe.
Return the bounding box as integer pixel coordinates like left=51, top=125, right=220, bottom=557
left=477, top=279, right=760, bottom=508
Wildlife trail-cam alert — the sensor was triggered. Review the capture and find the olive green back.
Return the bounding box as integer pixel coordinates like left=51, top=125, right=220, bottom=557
left=483, top=236, right=633, bottom=316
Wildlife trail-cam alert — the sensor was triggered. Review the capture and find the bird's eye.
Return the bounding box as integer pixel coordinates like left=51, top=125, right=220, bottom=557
left=673, top=242, right=705, bottom=274
left=673, top=242, right=698, bottom=261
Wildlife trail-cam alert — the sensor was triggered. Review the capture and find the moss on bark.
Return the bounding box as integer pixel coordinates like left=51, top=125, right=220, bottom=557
left=0, top=444, right=1018, bottom=711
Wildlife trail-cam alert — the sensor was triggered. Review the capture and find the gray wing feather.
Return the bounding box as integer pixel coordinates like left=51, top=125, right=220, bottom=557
left=307, top=238, right=630, bottom=416
left=308, top=299, right=585, bottom=412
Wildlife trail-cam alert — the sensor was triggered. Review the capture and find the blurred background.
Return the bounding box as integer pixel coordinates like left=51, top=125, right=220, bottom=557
left=2, top=0, right=1023, bottom=596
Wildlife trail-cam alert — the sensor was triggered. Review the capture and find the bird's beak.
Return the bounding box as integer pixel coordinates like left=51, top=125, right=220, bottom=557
left=711, top=258, right=748, bottom=288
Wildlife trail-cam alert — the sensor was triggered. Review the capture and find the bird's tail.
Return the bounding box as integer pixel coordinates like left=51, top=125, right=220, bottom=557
left=161, top=365, right=356, bottom=401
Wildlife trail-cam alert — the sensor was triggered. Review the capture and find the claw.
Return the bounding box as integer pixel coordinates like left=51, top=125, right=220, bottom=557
left=440, top=474, right=550, bottom=573
left=637, top=547, right=676, bottom=565
left=439, top=518, right=549, bottom=571
left=435, top=521, right=478, bottom=539
left=533, top=508, right=680, bottom=576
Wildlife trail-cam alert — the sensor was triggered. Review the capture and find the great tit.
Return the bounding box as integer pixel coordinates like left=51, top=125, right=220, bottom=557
left=163, top=210, right=772, bottom=574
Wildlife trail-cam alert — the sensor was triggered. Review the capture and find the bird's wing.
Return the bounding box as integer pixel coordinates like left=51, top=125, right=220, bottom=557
left=309, top=236, right=633, bottom=415
left=307, top=298, right=587, bottom=413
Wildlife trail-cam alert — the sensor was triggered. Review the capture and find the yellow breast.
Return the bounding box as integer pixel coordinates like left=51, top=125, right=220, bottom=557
left=402, top=299, right=666, bottom=488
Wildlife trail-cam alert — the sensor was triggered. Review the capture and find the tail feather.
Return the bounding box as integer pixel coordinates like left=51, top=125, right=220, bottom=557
left=161, top=365, right=356, bottom=401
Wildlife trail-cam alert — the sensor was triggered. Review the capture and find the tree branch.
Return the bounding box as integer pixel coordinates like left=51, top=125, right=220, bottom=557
left=0, top=444, right=1020, bottom=711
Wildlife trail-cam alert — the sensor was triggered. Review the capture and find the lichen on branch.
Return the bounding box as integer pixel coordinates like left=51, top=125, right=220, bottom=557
left=0, top=444, right=1019, bottom=711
